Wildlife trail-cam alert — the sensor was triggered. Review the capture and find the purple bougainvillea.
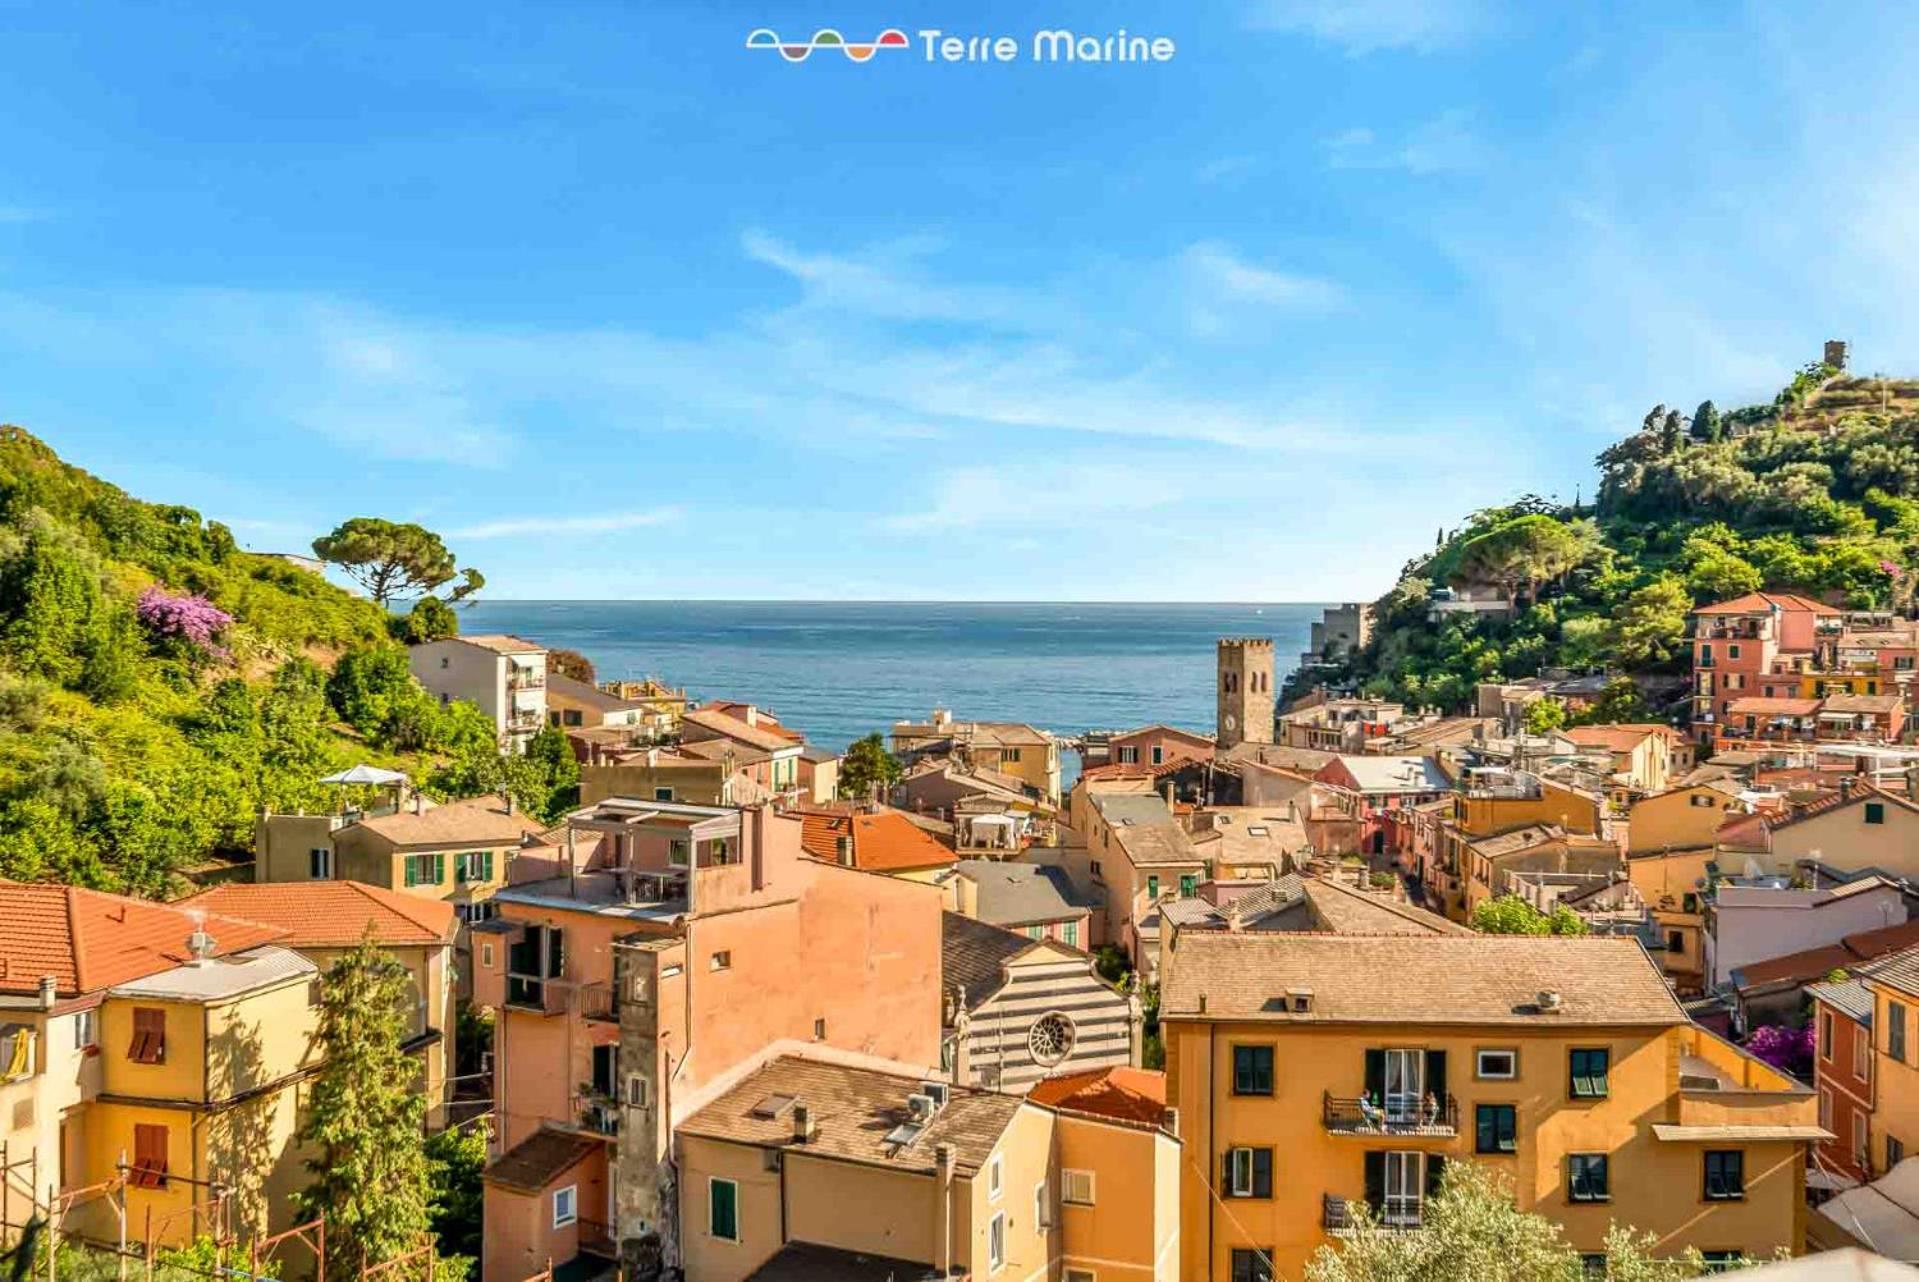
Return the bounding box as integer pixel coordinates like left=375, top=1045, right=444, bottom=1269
left=137, top=585, right=233, bottom=653
left=1745, top=1023, right=1816, bottom=1077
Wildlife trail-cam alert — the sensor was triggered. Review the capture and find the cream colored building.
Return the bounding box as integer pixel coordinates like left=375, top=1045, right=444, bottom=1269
left=410, top=634, right=548, bottom=750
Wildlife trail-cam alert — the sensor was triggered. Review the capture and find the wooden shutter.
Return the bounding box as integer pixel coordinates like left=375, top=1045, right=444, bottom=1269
left=1364, top=1049, right=1385, bottom=1103
left=129, top=1008, right=165, bottom=1064
left=1363, top=1151, right=1384, bottom=1213
left=132, top=1123, right=168, bottom=1187
left=1252, top=1148, right=1273, bottom=1198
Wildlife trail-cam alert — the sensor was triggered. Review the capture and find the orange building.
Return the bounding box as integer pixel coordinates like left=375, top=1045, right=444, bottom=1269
left=476, top=799, right=946, bottom=1281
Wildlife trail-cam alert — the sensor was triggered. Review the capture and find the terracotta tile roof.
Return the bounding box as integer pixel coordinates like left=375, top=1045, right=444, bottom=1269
left=1714, top=811, right=1772, bottom=853
left=352, top=795, right=546, bottom=847
left=482, top=1127, right=603, bottom=1194
left=1764, top=785, right=1919, bottom=835
left=1736, top=920, right=1919, bottom=993
left=1162, top=933, right=1687, bottom=1027
left=1076, top=763, right=1162, bottom=783
left=0, top=883, right=288, bottom=998
left=1111, top=724, right=1216, bottom=748
left=676, top=1054, right=1022, bottom=1177
left=1822, top=693, right=1905, bottom=715
left=1029, top=1066, right=1168, bottom=1128
left=1566, top=724, right=1672, bottom=752
left=184, top=882, right=457, bottom=948
left=702, top=702, right=805, bottom=743
left=1301, top=877, right=1473, bottom=936
left=796, top=807, right=957, bottom=873
left=1694, top=592, right=1837, bottom=616
left=1727, top=696, right=1824, bottom=717
left=682, top=706, right=798, bottom=753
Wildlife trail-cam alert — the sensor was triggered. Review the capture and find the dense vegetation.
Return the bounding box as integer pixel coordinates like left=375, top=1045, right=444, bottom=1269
left=1300, top=365, right=1919, bottom=718
left=0, top=426, right=573, bottom=895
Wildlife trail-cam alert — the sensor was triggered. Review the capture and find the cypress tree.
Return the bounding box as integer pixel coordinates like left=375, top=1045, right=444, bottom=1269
left=296, top=932, right=431, bottom=1277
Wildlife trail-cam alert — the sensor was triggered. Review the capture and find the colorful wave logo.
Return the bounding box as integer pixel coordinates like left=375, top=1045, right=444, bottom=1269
left=745, top=28, right=910, bottom=62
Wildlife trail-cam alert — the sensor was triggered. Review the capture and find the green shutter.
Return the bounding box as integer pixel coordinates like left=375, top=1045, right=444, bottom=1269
left=434, top=853, right=445, bottom=885
left=403, top=856, right=417, bottom=888
left=710, top=1179, right=738, bottom=1240
left=483, top=849, right=495, bottom=881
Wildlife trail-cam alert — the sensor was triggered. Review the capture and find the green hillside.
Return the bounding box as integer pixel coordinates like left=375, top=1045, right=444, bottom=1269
left=1298, top=363, right=1919, bottom=719
left=0, top=426, right=575, bottom=895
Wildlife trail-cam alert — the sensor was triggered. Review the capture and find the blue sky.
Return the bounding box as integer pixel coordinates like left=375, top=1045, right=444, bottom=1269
left=1, top=1, right=1916, bottom=601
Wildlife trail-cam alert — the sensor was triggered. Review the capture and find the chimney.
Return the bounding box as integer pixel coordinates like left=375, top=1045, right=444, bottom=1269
left=936, top=1143, right=957, bottom=1279
left=742, top=705, right=759, bottom=727
left=1841, top=777, right=1855, bottom=802
left=186, top=912, right=217, bottom=966
left=413, top=791, right=426, bottom=816
left=37, top=975, right=55, bottom=1011
left=791, top=1102, right=815, bottom=1144
left=501, top=787, right=515, bottom=815
left=1536, top=989, right=1563, bottom=1013
left=836, top=834, right=853, bottom=867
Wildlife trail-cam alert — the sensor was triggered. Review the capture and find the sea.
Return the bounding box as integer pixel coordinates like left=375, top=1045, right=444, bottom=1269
left=460, top=601, right=1324, bottom=782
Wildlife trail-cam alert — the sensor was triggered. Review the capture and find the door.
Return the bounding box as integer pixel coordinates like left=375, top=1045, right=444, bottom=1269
left=1383, top=1152, right=1422, bottom=1228
left=1383, top=1049, right=1423, bottom=1122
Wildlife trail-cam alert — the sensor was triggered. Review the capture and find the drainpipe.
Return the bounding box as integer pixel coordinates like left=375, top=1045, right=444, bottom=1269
left=935, top=1143, right=956, bottom=1277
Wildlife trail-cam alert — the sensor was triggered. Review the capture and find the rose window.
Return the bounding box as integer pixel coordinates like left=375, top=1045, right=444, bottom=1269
left=1028, top=1012, right=1076, bottom=1066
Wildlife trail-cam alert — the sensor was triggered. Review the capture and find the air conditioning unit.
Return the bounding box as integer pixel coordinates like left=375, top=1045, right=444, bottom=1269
left=907, top=1093, right=936, bottom=1122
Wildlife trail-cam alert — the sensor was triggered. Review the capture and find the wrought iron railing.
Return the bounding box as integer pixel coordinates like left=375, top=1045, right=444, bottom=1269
left=1322, top=1090, right=1458, bottom=1136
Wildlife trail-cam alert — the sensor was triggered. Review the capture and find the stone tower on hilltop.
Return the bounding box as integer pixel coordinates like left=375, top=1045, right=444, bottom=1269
left=1217, top=637, right=1275, bottom=750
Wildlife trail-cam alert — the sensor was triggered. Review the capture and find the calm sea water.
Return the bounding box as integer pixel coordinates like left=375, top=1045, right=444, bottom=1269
left=459, top=602, right=1323, bottom=774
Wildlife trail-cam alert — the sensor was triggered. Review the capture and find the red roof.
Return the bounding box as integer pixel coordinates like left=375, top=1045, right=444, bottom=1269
left=1725, top=696, right=1823, bottom=717
left=796, top=806, right=957, bottom=873
left=0, top=883, right=288, bottom=998
left=1030, top=1066, right=1168, bottom=1128
left=1734, top=918, right=1919, bottom=992
left=1694, top=592, right=1838, bottom=616
left=184, top=881, right=458, bottom=948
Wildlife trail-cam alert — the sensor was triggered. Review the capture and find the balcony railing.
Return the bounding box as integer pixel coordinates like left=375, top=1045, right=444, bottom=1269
left=577, top=980, right=615, bottom=1022
left=1324, top=1194, right=1422, bottom=1232
left=504, top=975, right=570, bottom=1014
left=577, top=1093, right=619, bottom=1136
left=1323, top=1091, right=1458, bottom=1137
left=508, top=671, right=546, bottom=691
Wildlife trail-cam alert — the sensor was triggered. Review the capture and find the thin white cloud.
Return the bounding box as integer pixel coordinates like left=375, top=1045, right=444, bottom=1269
left=1182, top=241, right=1344, bottom=309
left=1248, top=0, right=1494, bottom=54
left=449, top=508, right=683, bottom=539
left=1326, top=111, right=1489, bottom=174
left=0, top=206, right=50, bottom=225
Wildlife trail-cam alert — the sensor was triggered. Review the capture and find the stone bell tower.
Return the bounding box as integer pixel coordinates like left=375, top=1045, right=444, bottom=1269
left=1217, top=638, right=1275, bottom=750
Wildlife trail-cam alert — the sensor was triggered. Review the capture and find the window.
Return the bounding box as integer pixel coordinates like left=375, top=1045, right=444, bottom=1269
left=552, top=1185, right=577, bottom=1228
left=1819, top=1088, right=1832, bottom=1130
left=480, top=942, right=495, bottom=969
left=457, top=900, right=500, bottom=925
left=668, top=839, right=690, bottom=867
left=1146, top=875, right=1159, bottom=900
left=1063, top=921, right=1078, bottom=947
left=1861, top=1026, right=1873, bottom=1082
left=708, top=1177, right=739, bottom=1241
left=563, top=710, right=583, bottom=727
left=1151, top=746, right=1164, bottom=765
left=1867, top=802, right=1887, bottom=825
left=1062, top=1168, right=1095, bottom=1205
left=1003, top=747, right=1022, bottom=764
left=1891, top=1001, right=1908, bottom=1062
left=591, top=1045, right=617, bottom=1098
left=1179, top=873, right=1198, bottom=898
left=73, top=1009, right=96, bottom=1051
left=1682, top=892, right=1700, bottom=914
left=1026, top=926, right=1044, bottom=941
left=1703, top=1150, right=1744, bottom=1201
left=710, top=951, right=731, bottom=972
left=457, top=850, right=495, bottom=884
left=1891, top=1135, right=1907, bottom=1169
left=1475, top=1049, right=1517, bottom=1080
left=1475, top=1104, right=1517, bottom=1155
left=1224, top=1147, right=1273, bottom=1198
left=309, top=847, right=332, bottom=879
left=1821, top=1011, right=1835, bottom=1060
left=653, top=787, right=674, bottom=801
left=988, top=1155, right=1003, bottom=1199
left=988, top=1211, right=1006, bottom=1272
left=1580, top=1255, right=1607, bottom=1279
left=1667, top=929, right=1685, bottom=954
left=1728, top=644, right=1741, bottom=659
left=1117, top=746, right=1139, bottom=764
left=1065, top=1272, right=1096, bottom=1282
left=131, top=1123, right=169, bottom=1188
left=403, top=852, right=445, bottom=888
left=1569, top=1048, right=1610, bottom=1099
left=1233, top=1045, right=1275, bottom=1096
left=128, top=1008, right=166, bottom=1065
left=626, top=1074, right=651, bottom=1108
left=1230, top=1250, right=1275, bottom=1282
left=812, top=1017, right=826, bottom=1040
left=1568, top=1153, right=1609, bottom=1202
left=1701, top=1253, right=1744, bottom=1273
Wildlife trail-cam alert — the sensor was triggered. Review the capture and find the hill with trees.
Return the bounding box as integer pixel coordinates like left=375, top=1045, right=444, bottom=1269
left=1297, top=360, right=1919, bottom=720
left=0, top=425, right=575, bottom=895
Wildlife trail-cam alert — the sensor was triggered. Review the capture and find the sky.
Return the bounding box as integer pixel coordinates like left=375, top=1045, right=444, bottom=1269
left=1, top=1, right=1917, bottom=601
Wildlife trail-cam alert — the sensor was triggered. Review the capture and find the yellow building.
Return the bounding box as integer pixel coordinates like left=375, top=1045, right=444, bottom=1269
left=893, top=709, right=1062, bottom=805
left=1627, top=846, right=1715, bottom=991
left=1860, top=946, right=1919, bottom=1175
left=1460, top=825, right=1621, bottom=919
left=1455, top=773, right=1603, bottom=839
left=1564, top=725, right=1679, bottom=797
left=1627, top=781, right=1746, bottom=856
left=0, top=885, right=324, bottom=1250
left=674, top=1054, right=1179, bottom=1282
left=1161, top=932, right=1821, bottom=1280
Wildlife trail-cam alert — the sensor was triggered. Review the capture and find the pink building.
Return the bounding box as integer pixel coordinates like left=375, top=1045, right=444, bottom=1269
left=476, top=799, right=944, bottom=1281
left=1107, top=723, right=1215, bottom=768
left=1692, top=592, right=1842, bottom=746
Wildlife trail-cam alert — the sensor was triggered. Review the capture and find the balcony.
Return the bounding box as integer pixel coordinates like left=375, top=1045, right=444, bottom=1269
left=1323, top=1090, right=1458, bottom=1137
left=578, top=980, right=615, bottom=1022
left=507, top=670, right=546, bottom=692
left=1324, top=1194, right=1421, bottom=1233
left=576, top=1093, right=620, bottom=1136
left=504, top=975, right=570, bottom=1015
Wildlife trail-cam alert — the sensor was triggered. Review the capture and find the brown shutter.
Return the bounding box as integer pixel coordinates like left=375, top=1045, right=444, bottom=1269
left=132, top=1123, right=169, bottom=1187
